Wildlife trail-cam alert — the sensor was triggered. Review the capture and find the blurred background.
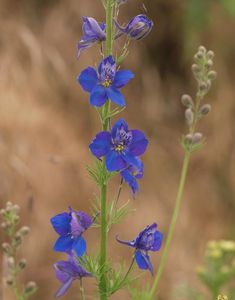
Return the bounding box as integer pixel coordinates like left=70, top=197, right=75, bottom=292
left=0, top=0, right=235, bottom=299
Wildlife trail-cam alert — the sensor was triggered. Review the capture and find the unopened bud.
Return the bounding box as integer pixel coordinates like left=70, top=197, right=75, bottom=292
left=208, top=71, right=217, bottom=80
left=194, top=52, right=203, bottom=61
left=6, top=201, right=12, bottom=207
left=7, top=257, right=15, bottom=268
left=192, top=64, right=200, bottom=74
left=1, top=222, right=7, bottom=229
left=185, top=108, right=194, bottom=125
left=185, top=134, right=193, bottom=143
left=13, top=205, right=20, bottom=212
left=205, top=60, right=213, bottom=69
left=19, top=226, right=30, bottom=236
left=181, top=94, right=194, bottom=108
left=199, top=104, right=211, bottom=116
left=207, top=50, right=215, bottom=60
left=6, top=277, right=14, bottom=286
left=19, top=259, right=27, bottom=269
left=198, top=46, right=206, bottom=54
left=0, top=209, right=6, bottom=215
left=24, top=281, right=37, bottom=294
left=199, top=82, right=207, bottom=93
left=192, top=132, right=203, bottom=144
left=2, top=243, right=11, bottom=253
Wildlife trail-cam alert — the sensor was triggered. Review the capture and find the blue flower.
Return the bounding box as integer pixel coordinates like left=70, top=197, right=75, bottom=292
left=115, top=14, right=153, bottom=40
left=116, top=223, right=163, bottom=275
left=51, top=208, right=93, bottom=257
left=54, top=253, right=91, bottom=298
left=78, top=56, right=134, bottom=107
left=120, top=159, right=143, bottom=195
left=78, top=17, right=106, bottom=57
left=89, top=119, right=148, bottom=172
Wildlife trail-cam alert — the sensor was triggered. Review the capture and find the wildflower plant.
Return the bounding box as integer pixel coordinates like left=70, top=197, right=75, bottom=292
left=0, top=201, right=37, bottom=300
left=50, top=0, right=217, bottom=299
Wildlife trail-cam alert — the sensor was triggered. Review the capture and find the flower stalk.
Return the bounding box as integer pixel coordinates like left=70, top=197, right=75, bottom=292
left=99, top=1, right=114, bottom=299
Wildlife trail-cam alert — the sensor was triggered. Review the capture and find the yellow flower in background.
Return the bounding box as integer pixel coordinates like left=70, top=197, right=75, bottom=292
left=218, top=295, right=228, bottom=300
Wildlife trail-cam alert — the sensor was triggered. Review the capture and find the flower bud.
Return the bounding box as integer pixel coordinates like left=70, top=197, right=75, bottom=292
left=181, top=94, right=194, bottom=108
left=192, top=132, right=203, bottom=144
left=199, top=82, right=208, bottom=93
left=19, top=259, right=27, bottom=269
left=198, top=45, right=206, bottom=54
left=208, top=70, right=217, bottom=80
left=7, top=257, right=15, bottom=268
left=24, top=281, right=37, bottom=294
left=6, top=276, right=14, bottom=286
left=205, top=60, right=213, bottom=69
left=2, top=243, right=11, bottom=253
left=185, top=108, right=194, bottom=125
left=0, top=209, right=6, bottom=215
left=199, top=104, right=211, bottom=116
left=18, top=226, right=30, bottom=236
left=1, top=222, right=7, bottom=229
left=115, top=14, right=153, bottom=40
left=192, top=64, right=200, bottom=74
left=207, top=50, right=215, bottom=60
left=194, top=52, right=203, bottom=61
left=185, top=134, right=193, bottom=143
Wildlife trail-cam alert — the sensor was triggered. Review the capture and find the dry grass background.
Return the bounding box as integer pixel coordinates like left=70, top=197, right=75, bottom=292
left=0, top=0, right=235, bottom=299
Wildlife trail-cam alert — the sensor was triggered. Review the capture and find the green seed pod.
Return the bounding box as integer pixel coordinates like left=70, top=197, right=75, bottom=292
left=19, top=226, right=30, bottom=236
left=2, top=243, right=11, bottom=254
left=6, top=276, right=14, bottom=286
left=207, top=50, right=215, bottom=60
left=198, top=46, right=206, bottom=54
left=24, top=281, right=37, bottom=294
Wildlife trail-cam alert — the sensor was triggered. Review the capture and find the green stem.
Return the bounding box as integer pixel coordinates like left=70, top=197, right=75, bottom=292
left=79, top=278, right=85, bottom=300
left=149, top=151, right=191, bottom=299
left=99, top=1, right=114, bottom=299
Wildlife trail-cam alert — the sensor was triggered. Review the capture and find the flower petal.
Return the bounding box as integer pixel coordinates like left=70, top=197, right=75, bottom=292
left=54, top=261, right=78, bottom=283
left=55, top=277, right=74, bottom=298
left=78, top=67, right=98, bottom=92
left=90, top=85, right=108, bottom=107
left=121, top=169, right=139, bottom=194
left=116, top=235, right=137, bottom=248
left=76, top=211, right=93, bottom=230
left=122, top=151, right=142, bottom=169
left=150, top=231, right=163, bottom=251
left=53, top=236, right=73, bottom=253
left=106, top=150, right=127, bottom=172
left=72, top=236, right=87, bottom=257
left=51, top=213, right=71, bottom=236
left=106, top=87, right=126, bottom=106
left=89, top=131, right=111, bottom=158
left=135, top=250, right=153, bottom=275
left=129, top=130, right=148, bottom=156
left=111, top=119, right=129, bottom=138
left=113, top=70, right=134, bottom=88
left=98, top=55, right=116, bottom=76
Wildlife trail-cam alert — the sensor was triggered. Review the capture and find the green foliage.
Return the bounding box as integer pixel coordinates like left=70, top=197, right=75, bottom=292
left=107, top=199, right=134, bottom=231
left=78, top=254, right=136, bottom=298
left=219, top=0, right=235, bottom=17
left=87, top=160, right=115, bottom=187
left=128, top=284, right=152, bottom=300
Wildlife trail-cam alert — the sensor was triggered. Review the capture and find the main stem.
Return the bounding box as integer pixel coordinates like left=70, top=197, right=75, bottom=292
left=99, top=1, right=113, bottom=300
left=149, top=151, right=191, bottom=299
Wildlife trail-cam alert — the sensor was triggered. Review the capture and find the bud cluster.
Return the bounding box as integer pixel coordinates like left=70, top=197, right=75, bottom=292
left=181, top=46, right=216, bottom=153
left=196, top=240, right=235, bottom=297
left=0, top=201, right=37, bottom=299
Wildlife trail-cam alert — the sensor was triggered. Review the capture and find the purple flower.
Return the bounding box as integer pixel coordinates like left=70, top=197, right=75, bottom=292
left=78, top=56, right=134, bottom=107
left=120, top=159, right=143, bottom=195
left=54, top=253, right=91, bottom=298
left=78, top=17, right=106, bottom=57
left=51, top=208, right=93, bottom=257
left=117, top=223, right=163, bottom=275
left=89, top=119, right=148, bottom=172
left=115, top=14, right=153, bottom=40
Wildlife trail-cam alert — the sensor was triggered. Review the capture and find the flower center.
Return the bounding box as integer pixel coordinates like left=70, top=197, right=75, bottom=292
left=115, top=142, right=125, bottom=153
left=102, top=79, right=112, bottom=87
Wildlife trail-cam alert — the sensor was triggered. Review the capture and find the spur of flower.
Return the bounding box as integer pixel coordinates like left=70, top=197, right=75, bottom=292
left=78, top=56, right=134, bottom=107
left=89, top=119, right=148, bottom=172
left=115, top=14, right=153, bottom=40
left=51, top=208, right=93, bottom=256
left=117, top=223, right=163, bottom=274
left=54, top=253, right=91, bottom=298
left=78, top=17, right=106, bottom=57
left=120, top=158, right=144, bottom=195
